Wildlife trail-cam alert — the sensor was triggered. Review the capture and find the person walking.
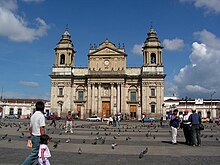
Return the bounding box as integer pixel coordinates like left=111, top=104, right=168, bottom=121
left=22, top=101, right=46, bottom=165
left=160, top=116, right=163, bottom=127
left=189, top=107, right=201, bottom=146
left=38, top=134, right=51, bottom=165
left=65, top=111, right=74, bottom=133
left=182, top=109, right=191, bottom=145
left=169, top=109, right=180, bottom=145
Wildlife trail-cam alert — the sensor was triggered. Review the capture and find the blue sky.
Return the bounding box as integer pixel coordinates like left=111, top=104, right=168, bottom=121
left=0, top=0, right=220, bottom=100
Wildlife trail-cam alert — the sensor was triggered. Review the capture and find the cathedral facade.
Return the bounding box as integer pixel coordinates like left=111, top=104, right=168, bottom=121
left=50, top=26, right=166, bottom=120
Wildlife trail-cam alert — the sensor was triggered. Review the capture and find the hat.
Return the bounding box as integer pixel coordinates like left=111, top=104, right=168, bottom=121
left=192, top=107, right=196, bottom=111
left=184, top=109, right=189, bottom=113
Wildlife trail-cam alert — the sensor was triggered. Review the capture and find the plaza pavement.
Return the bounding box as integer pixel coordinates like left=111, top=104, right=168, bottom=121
left=0, top=119, right=220, bottom=165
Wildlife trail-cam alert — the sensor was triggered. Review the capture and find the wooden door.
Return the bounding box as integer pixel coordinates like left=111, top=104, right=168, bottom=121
left=77, top=105, right=81, bottom=118
left=130, top=105, right=137, bottom=118
left=102, top=102, right=111, bottom=117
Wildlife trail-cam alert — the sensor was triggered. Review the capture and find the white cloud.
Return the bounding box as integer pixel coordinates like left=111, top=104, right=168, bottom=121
left=162, top=38, right=185, bottom=51
left=0, top=0, right=17, bottom=11
left=174, top=30, right=220, bottom=98
left=185, top=85, right=210, bottom=93
left=131, top=43, right=143, bottom=56
left=179, top=0, right=220, bottom=14
left=0, top=0, right=49, bottom=42
left=18, top=81, right=39, bottom=88
left=165, top=81, right=178, bottom=96
left=2, top=91, right=50, bottom=99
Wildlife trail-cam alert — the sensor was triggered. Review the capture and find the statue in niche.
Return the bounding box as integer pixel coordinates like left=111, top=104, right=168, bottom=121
left=151, top=55, right=156, bottom=64
left=104, top=88, right=109, bottom=96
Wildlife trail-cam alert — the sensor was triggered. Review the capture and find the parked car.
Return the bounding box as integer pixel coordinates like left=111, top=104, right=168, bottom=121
left=46, top=114, right=61, bottom=120
left=142, top=117, right=158, bottom=123
left=5, top=114, right=19, bottom=119
left=86, top=115, right=101, bottom=122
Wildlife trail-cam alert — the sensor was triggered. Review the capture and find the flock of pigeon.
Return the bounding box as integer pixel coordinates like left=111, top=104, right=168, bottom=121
left=0, top=118, right=219, bottom=160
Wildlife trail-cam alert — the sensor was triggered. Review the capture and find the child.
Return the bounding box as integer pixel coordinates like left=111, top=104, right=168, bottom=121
left=38, top=134, right=51, bottom=165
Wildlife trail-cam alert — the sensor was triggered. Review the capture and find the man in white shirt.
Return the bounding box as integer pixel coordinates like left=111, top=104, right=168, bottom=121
left=22, top=101, right=46, bottom=165
left=182, top=109, right=191, bottom=145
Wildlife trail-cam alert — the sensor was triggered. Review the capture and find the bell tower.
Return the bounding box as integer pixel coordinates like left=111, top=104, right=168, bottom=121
left=143, top=25, right=163, bottom=67
left=142, top=25, right=164, bottom=75
left=54, top=28, right=76, bottom=67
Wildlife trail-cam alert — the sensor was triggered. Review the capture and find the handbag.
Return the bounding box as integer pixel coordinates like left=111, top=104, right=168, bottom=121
left=27, top=139, right=32, bottom=148
left=199, top=124, right=204, bottom=130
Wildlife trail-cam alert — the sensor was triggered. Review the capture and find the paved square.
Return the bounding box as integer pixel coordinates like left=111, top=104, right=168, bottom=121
left=0, top=119, right=220, bottom=165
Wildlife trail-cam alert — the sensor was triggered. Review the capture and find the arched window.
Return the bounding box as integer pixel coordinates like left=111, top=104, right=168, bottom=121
left=150, top=53, right=156, bottom=64
left=60, top=54, right=65, bottom=64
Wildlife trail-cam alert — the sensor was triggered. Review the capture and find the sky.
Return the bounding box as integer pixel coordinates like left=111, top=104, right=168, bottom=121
left=0, top=0, right=220, bottom=100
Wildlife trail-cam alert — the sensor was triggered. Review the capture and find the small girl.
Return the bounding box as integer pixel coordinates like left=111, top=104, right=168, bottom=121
left=38, top=134, right=51, bottom=165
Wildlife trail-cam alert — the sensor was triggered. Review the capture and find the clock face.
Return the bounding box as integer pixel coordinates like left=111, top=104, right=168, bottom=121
left=104, top=60, right=110, bottom=66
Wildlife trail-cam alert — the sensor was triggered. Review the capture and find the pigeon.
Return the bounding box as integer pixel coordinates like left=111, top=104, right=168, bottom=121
left=53, top=140, right=60, bottom=148
left=59, top=132, right=62, bottom=135
left=113, top=136, right=117, bottom=139
left=139, top=152, right=144, bottom=159
left=126, top=137, right=129, bottom=141
left=82, top=139, right=86, bottom=143
left=53, top=143, right=58, bottom=148
left=66, top=138, right=71, bottom=143
left=101, top=137, right=106, bottom=144
left=216, top=137, right=219, bottom=141
left=8, top=138, right=12, bottom=143
left=143, top=147, right=148, bottom=154
left=153, top=135, right=156, bottom=139
left=209, top=135, right=213, bottom=138
left=92, top=140, right=97, bottom=145
left=78, top=147, right=82, bottom=154
left=111, top=143, right=117, bottom=149
left=1, top=134, right=8, bottom=139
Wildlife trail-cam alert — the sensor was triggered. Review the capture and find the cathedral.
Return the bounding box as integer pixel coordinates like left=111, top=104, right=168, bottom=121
left=50, top=25, right=166, bottom=120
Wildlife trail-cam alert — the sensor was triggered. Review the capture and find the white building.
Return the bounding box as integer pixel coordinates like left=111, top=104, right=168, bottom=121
left=164, top=97, right=220, bottom=119
left=0, top=98, right=50, bottom=119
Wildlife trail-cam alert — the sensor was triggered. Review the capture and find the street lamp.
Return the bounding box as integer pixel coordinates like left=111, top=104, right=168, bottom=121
left=182, top=96, right=190, bottom=110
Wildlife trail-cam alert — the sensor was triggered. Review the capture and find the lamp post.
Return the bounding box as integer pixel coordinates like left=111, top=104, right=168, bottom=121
left=182, top=96, right=190, bottom=110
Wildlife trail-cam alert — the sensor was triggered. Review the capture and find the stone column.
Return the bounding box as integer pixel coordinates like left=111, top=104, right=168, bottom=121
left=137, top=105, right=141, bottom=121
left=125, top=84, right=129, bottom=115
left=81, top=105, right=84, bottom=119
left=72, top=84, right=76, bottom=112
left=98, top=83, right=102, bottom=116
left=142, top=83, right=146, bottom=114
left=138, top=85, right=141, bottom=119
left=92, top=83, right=95, bottom=115
left=110, top=83, right=114, bottom=115
left=121, top=83, right=125, bottom=114
left=87, top=83, right=91, bottom=117
left=117, top=83, right=120, bottom=113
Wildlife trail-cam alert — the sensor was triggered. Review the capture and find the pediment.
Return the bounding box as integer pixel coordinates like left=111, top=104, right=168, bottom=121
left=91, top=47, right=121, bottom=55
